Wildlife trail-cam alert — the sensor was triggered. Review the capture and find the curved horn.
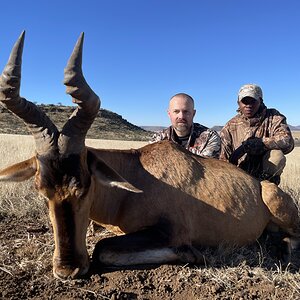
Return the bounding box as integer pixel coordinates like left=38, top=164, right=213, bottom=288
left=0, top=31, right=59, bottom=155
left=59, top=33, right=100, bottom=155
left=0, top=31, right=24, bottom=100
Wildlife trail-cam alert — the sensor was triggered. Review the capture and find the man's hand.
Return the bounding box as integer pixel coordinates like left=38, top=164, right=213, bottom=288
left=229, top=145, right=246, bottom=165
left=242, top=137, right=266, bottom=155
left=229, top=137, right=266, bottom=165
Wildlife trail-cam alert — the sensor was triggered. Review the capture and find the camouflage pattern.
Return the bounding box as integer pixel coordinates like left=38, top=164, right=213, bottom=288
left=150, top=123, right=220, bottom=158
left=238, top=84, right=263, bottom=102
left=220, top=104, right=294, bottom=178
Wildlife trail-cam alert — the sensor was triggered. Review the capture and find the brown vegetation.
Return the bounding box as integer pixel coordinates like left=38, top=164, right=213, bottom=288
left=0, top=104, right=152, bottom=141
left=0, top=32, right=298, bottom=299
left=0, top=136, right=299, bottom=299
left=292, top=131, right=300, bottom=147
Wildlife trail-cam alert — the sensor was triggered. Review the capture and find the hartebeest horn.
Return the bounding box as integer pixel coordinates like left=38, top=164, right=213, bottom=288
left=0, top=31, right=59, bottom=155
left=59, top=32, right=100, bottom=155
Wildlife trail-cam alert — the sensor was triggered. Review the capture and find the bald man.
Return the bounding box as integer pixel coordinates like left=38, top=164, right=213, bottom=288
left=150, top=93, right=220, bottom=158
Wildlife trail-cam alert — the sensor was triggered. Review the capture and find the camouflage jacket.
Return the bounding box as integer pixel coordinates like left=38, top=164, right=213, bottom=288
left=220, top=105, right=294, bottom=166
left=150, top=123, right=221, bottom=158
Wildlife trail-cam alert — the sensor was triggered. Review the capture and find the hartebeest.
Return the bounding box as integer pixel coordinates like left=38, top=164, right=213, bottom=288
left=0, top=32, right=299, bottom=280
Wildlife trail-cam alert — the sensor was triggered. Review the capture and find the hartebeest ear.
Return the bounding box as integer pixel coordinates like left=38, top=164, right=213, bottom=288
left=88, top=153, right=142, bottom=193
left=0, top=157, right=37, bottom=182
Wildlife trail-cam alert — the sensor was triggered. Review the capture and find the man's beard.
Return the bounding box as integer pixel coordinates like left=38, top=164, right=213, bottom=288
left=175, top=122, right=189, bottom=133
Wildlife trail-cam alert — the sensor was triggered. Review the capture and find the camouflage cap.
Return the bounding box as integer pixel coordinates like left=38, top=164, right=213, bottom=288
left=238, top=84, right=263, bottom=102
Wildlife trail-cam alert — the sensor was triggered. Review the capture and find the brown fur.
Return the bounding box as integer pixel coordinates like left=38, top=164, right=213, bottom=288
left=89, top=142, right=274, bottom=246
left=1, top=140, right=299, bottom=280
left=1, top=32, right=299, bottom=280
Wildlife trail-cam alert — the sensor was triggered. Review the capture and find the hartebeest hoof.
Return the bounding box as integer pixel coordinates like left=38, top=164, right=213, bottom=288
left=1, top=32, right=300, bottom=280
left=174, top=245, right=206, bottom=264
left=53, top=262, right=90, bottom=280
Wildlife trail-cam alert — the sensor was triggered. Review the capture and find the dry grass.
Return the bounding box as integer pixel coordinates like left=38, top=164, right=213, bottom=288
left=292, top=131, right=300, bottom=147
left=280, top=147, right=300, bottom=202
left=0, top=134, right=299, bottom=299
left=0, top=134, right=147, bottom=218
left=292, top=131, right=300, bottom=139
left=0, top=135, right=45, bottom=218
left=0, top=133, right=298, bottom=216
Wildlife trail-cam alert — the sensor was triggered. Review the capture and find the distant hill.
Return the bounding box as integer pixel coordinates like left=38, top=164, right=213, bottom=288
left=213, top=125, right=299, bottom=131
left=142, top=124, right=300, bottom=132
left=210, top=125, right=223, bottom=132
left=141, top=126, right=166, bottom=132
left=1, top=103, right=298, bottom=141
left=288, top=125, right=300, bottom=131
left=142, top=125, right=224, bottom=132
left=0, top=104, right=153, bottom=141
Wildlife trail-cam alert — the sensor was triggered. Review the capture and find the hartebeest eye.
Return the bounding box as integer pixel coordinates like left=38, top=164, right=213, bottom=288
left=1, top=31, right=299, bottom=283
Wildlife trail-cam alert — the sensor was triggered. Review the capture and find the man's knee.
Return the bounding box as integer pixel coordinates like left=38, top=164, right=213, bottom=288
left=262, top=150, right=286, bottom=176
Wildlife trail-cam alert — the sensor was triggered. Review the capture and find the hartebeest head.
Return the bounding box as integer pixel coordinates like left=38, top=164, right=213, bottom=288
left=0, top=32, right=138, bottom=279
left=2, top=33, right=300, bottom=283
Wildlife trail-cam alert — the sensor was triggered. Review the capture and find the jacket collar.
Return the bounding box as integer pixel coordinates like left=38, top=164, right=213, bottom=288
left=169, top=124, right=194, bottom=148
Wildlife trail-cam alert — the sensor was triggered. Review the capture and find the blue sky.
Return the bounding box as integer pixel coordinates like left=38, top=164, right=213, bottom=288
left=0, top=0, right=299, bottom=127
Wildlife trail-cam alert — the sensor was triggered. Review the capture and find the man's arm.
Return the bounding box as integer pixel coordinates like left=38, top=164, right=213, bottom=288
left=219, top=125, right=233, bottom=161
left=197, top=130, right=221, bottom=158
left=149, top=132, right=163, bottom=144
left=262, top=112, right=294, bottom=154
left=149, top=127, right=170, bottom=144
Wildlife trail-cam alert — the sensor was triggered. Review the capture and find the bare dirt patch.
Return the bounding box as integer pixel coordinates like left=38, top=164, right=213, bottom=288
left=0, top=137, right=299, bottom=299
left=1, top=214, right=300, bottom=300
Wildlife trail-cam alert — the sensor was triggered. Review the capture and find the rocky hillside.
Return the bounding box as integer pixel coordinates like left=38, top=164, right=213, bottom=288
left=0, top=104, right=153, bottom=141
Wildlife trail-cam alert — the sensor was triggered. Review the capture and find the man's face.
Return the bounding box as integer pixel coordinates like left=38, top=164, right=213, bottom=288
left=238, top=97, right=261, bottom=118
left=168, top=95, right=196, bottom=137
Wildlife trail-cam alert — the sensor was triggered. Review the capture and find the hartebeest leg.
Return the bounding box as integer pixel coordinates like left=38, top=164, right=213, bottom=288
left=92, top=228, right=204, bottom=267
left=260, top=180, right=300, bottom=237
left=260, top=180, right=300, bottom=263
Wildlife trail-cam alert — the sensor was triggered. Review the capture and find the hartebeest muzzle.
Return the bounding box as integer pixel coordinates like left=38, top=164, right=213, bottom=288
left=0, top=31, right=100, bottom=279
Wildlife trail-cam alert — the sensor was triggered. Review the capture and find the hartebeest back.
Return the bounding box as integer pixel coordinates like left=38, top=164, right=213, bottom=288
left=0, top=32, right=299, bottom=280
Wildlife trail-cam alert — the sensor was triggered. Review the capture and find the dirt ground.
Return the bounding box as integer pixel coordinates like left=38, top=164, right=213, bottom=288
left=0, top=214, right=299, bottom=300
left=0, top=138, right=299, bottom=299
